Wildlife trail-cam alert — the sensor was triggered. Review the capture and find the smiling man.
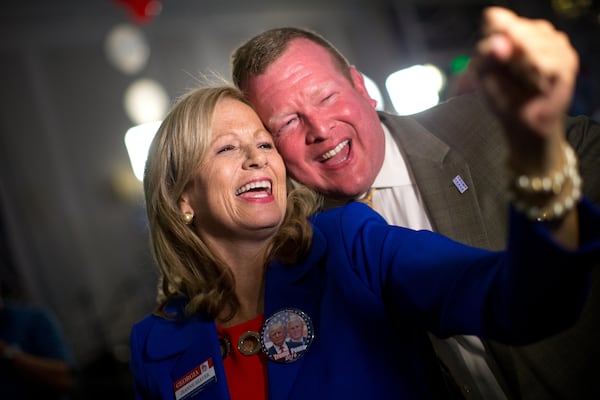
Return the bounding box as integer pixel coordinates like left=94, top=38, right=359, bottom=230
left=237, top=36, right=384, bottom=201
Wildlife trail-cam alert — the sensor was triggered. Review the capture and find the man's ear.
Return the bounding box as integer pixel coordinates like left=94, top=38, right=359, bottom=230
left=349, top=66, right=378, bottom=109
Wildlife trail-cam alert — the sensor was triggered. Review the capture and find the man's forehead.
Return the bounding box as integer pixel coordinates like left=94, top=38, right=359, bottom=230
left=280, top=38, right=335, bottom=66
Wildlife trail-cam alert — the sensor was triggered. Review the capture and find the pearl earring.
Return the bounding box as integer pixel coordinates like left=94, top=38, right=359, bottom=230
left=183, top=212, right=194, bottom=225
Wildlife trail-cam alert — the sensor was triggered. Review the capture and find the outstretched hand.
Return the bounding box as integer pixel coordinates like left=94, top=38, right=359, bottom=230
left=473, top=6, right=579, bottom=171
left=473, top=7, right=581, bottom=247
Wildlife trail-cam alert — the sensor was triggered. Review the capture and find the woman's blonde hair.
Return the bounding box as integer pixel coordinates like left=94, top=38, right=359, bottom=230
left=143, top=85, right=319, bottom=321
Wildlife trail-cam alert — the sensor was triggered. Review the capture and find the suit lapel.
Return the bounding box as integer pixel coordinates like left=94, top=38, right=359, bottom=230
left=381, top=114, right=493, bottom=249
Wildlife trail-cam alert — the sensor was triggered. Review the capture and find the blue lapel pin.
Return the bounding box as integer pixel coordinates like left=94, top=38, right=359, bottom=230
left=452, top=175, right=468, bottom=193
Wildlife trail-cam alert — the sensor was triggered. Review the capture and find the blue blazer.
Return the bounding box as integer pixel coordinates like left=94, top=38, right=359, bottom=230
left=130, top=201, right=600, bottom=399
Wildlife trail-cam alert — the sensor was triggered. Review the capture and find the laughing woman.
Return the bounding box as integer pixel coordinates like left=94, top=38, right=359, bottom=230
left=130, top=85, right=600, bottom=400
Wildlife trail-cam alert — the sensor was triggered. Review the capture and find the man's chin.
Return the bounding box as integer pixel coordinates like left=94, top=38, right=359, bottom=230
left=319, top=186, right=368, bottom=202
left=292, top=174, right=369, bottom=200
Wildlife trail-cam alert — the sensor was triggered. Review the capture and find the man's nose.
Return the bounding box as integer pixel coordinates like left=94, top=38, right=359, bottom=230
left=305, top=114, right=333, bottom=144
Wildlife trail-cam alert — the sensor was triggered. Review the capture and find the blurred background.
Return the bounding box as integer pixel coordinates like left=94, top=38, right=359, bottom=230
left=1, top=0, right=599, bottom=397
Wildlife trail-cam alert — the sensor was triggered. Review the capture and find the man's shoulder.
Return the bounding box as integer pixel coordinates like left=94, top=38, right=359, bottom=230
left=286, top=339, right=305, bottom=348
left=379, top=91, right=489, bottom=122
left=383, top=92, right=506, bottom=154
left=413, top=93, right=498, bottom=133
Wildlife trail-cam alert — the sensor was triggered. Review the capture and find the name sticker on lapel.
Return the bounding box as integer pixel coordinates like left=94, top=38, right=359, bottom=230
left=173, top=358, right=217, bottom=400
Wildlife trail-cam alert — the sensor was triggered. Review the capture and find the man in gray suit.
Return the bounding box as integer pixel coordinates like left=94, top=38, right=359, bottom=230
left=232, top=6, right=600, bottom=399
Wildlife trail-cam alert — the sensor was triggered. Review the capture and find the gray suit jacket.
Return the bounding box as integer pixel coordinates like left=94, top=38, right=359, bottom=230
left=382, top=92, right=600, bottom=399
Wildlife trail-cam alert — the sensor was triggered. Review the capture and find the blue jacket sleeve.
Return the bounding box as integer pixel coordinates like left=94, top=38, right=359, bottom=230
left=312, top=199, right=599, bottom=344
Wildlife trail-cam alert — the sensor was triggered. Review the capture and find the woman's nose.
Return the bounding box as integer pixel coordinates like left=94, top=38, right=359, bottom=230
left=243, top=147, right=267, bottom=169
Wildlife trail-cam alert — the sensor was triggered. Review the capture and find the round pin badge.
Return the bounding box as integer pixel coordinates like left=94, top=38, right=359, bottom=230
left=260, top=308, right=314, bottom=363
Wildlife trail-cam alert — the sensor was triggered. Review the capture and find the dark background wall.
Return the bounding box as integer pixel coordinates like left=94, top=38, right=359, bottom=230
left=1, top=0, right=598, bottom=397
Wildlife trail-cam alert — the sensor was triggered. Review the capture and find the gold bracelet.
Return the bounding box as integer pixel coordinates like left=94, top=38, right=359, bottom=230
left=508, top=142, right=582, bottom=222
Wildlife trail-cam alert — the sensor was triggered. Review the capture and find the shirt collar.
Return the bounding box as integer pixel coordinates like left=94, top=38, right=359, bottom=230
left=372, top=122, right=411, bottom=188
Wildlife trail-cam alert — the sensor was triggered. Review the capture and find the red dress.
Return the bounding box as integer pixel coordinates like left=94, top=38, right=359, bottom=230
left=216, top=314, right=268, bottom=400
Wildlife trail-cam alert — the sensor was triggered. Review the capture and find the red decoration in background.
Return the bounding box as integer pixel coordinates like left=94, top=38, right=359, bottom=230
left=113, top=0, right=162, bottom=24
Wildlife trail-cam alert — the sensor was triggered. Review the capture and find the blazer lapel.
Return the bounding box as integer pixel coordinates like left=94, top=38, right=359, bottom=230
left=265, top=227, right=327, bottom=399
left=167, top=321, right=222, bottom=383
left=145, top=311, right=229, bottom=399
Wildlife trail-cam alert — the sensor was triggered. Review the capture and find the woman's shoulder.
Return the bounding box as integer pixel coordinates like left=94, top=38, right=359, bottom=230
left=131, top=308, right=216, bottom=361
left=311, top=202, right=387, bottom=231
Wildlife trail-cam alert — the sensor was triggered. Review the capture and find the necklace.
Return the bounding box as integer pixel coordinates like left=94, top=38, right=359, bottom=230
left=217, top=308, right=314, bottom=363
left=217, top=314, right=263, bottom=359
left=218, top=337, right=231, bottom=359
left=219, top=330, right=261, bottom=358
left=238, top=331, right=261, bottom=356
